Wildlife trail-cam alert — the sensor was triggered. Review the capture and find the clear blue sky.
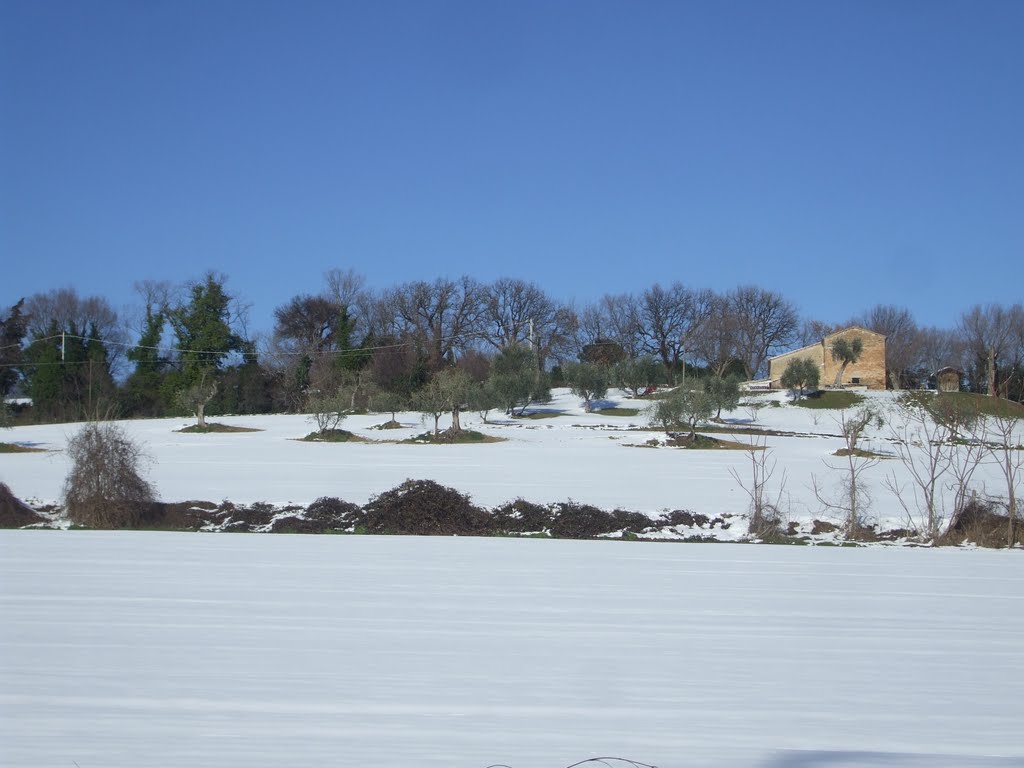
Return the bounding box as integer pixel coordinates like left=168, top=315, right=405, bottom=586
left=2, top=0, right=1022, bottom=337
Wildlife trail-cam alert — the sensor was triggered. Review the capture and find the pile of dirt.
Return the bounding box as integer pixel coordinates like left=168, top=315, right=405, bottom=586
left=0, top=483, right=48, bottom=528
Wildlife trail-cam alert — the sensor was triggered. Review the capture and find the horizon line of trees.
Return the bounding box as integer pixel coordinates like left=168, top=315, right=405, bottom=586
left=2, top=270, right=1023, bottom=425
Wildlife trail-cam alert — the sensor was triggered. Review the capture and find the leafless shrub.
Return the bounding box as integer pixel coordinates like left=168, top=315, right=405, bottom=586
left=63, top=422, right=155, bottom=528
left=884, top=392, right=954, bottom=540
left=813, top=406, right=883, bottom=538
left=729, top=435, right=787, bottom=536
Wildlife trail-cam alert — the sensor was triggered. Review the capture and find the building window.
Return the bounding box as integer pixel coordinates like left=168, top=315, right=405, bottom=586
left=851, top=377, right=861, bottom=385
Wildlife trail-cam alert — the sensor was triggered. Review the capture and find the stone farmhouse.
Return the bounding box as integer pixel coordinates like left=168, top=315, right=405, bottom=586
left=768, top=326, right=887, bottom=390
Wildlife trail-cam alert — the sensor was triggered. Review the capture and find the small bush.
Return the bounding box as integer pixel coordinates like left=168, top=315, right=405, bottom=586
left=63, top=422, right=155, bottom=529
left=364, top=479, right=490, bottom=536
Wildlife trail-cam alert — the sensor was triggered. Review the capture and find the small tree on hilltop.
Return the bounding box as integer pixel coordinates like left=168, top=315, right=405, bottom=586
left=563, top=361, right=609, bottom=413
left=649, top=388, right=714, bottom=440
left=306, top=388, right=350, bottom=434
left=176, top=369, right=218, bottom=429
left=63, top=422, right=155, bottom=529
left=369, top=389, right=407, bottom=427
left=703, top=374, right=741, bottom=420
left=780, top=358, right=820, bottom=400
left=615, top=357, right=664, bottom=398
left=412, top=377, right=448, bottom=435
left=489, top=345, right=549, bottom=417
left=830, top=336, right=864, bottom=388
left=437, top=366, right=472, bottom=434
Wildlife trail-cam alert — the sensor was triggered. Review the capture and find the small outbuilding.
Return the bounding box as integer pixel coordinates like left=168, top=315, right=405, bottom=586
left=935, top=367, right=963, bottom=393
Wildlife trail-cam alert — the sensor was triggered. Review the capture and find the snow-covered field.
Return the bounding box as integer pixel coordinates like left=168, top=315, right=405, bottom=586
left=1, top=388, right=1019, bottom=537
left=2, top=531, right=1022, bottom=768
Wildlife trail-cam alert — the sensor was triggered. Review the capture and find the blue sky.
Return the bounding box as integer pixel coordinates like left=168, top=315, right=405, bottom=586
left=2, top=0, right=1022, bottom=337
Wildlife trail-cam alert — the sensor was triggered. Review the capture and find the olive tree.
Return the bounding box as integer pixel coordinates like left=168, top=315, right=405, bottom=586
left=780, top=358, right=820, bottom=400
left=563, top=361, right=609, bottom=413
left=830, top=336, right=864, bottom=388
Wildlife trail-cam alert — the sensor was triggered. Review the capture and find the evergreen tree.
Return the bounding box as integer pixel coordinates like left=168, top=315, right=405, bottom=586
left=124, top=304, right=169, bottom=416
left=0, top=299, right=27, bottom=398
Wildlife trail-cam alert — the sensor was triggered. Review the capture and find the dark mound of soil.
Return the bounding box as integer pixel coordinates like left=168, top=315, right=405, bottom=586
left=0, top=483, right=48, bottom=528
left=364, top=479, right=491, bottom=536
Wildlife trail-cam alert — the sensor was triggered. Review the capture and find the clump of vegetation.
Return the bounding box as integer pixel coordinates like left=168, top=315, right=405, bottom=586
left=939, top=497, right=1024, bottom=548
left=301, top=429, right=362, bottom=442
left=63, top=422, right=155, bottom=529
left=363, top=479, right=490, bottom=536
left=491, top=499, right=554, bottom=534
left=779, top=358, right=820, bottom=401
left=547, top=501, right=651, bottom=539
left=649, top=387, right=715, bottom=439
left=305, top=496, right=365, bottom=529
left=406, top=429, right=501, bottom=444
left=177, top=423, right=261, bottom=434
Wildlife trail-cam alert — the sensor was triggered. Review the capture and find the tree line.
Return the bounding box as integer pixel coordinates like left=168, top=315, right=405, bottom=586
left=1, top=269, right=1022, bottom=425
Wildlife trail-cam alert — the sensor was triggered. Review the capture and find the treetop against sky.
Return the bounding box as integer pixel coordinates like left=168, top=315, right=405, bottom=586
left=2, top=1, right=1022, bottom=335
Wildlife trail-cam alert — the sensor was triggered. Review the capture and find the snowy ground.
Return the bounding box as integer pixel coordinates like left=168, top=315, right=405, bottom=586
left=1, top=531, right=1022, bottom=768
left=1, top=388, right=1019, bottom=537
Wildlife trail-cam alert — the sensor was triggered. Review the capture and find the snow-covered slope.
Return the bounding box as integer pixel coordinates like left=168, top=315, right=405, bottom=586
left=0, top=389, right=1019, bottom=536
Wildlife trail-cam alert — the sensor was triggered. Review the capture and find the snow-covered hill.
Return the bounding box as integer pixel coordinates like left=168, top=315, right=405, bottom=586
left=0, top=388, right=1020, bottom=540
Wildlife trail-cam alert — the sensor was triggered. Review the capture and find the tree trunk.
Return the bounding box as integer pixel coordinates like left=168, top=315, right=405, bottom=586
left=987, top=346, right=997, bottom=397
left=197, top=402, right=207, bottom=429
left=834, top=362, right=848, bottom=389
left=451, top=406, right=462, bottom=433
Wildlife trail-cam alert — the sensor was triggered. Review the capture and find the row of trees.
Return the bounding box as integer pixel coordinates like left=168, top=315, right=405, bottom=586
left=2, top=270, right=1023, bottom=425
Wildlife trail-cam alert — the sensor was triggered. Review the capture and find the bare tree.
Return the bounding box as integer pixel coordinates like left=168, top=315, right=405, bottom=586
left=959, top=303, right=1024, bottom=397
left=797, top=318, right=840, bottom=347
left=691, top=295, right=741, bottom=379
left=855, top=305, right=919, bottom=389
left=813, top=406, right=883, bottom=538
left=480, top=278, right=551, bottom=350
left=916, top=326, right=964, bottom=382
left=384, top=276, right=484, bottom=369
left=729, top=436, right=787, bottom=536
left=727, top=285, right=799, bottom=380
left=884, top=392, right=954, bottom=539
left=574, top=294, right=644, bottom=362
left=979, top=404, right=1023, bottom=546
left=63, top=421, right=155, bottom=528
left=24, top=288, right=130, bottom=377
left=637, top=283, right=714, bottom=376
